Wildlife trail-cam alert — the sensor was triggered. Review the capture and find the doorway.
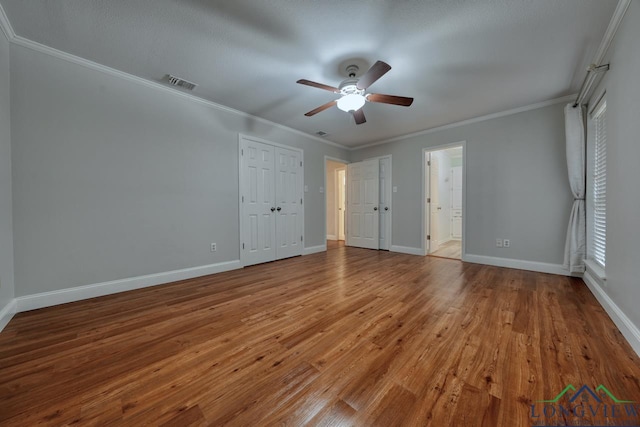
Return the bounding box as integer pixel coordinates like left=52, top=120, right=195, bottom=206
left=424, top=144, right=465, bottom=260
left=325, top=158, right=348, bottom=243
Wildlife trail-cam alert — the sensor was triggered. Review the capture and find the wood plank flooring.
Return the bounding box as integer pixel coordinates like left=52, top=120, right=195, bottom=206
left=1, top=243, right=639, bottom=426
left=429, top=240, right=462, bottom=260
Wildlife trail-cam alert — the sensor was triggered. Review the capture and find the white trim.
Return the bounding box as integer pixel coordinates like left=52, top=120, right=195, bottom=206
left=354, top=95, right=576, bottom=150
left=423, top=142, right=467, bottom=258
left=303, top=245, right=326, bottom=255
left=583, top=270, right=640, bottom=357
left=6, top=32, right=348, bottom=151
left=390, top=245, right=424, bottom=256
left=326, top=234, right=337, bottom=240
left=0, top=3, right=14, bottom=40
left=0, top=299, right=17, bottom=332
left=15, top=260, right=242, bottom=313
left=462, top=254, right=571, bottom=276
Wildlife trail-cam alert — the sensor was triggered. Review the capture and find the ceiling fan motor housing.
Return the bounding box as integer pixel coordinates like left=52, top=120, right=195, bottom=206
left=339, top=78, right=364, bottom=96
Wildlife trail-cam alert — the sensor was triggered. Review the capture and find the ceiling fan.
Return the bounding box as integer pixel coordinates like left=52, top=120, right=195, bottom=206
left=297, top=60, right=414, bottom=125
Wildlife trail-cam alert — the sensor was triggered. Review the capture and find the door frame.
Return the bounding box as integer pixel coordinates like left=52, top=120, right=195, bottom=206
left=239, top=134, right=305, bottom=266
left=324, top=156, right=350, bottom=246
left=422, top=141, right=466, bottom=258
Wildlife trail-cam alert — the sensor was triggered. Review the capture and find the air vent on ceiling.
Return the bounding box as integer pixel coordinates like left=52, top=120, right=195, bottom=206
left=315, top=131, right=329, bottom=137
left=165, top=74, right=197, bottom=91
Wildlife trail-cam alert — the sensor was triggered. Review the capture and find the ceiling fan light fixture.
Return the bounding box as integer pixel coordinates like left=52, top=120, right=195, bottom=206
left=337, top=94, right=366, bottom=112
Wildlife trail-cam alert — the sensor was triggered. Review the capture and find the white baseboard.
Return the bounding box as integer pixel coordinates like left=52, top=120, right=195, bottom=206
left=583, top=270, right=640, bottom=357
left=0, top=299, right=17, bottom=332
left=326, top=235, right=337, bottom=240
left=462, top=254, right=571, bottom=276
left=390, top=245, right=425, bottom=256
left=303, top=245, right=326, bottom=256
left=15, top=260, right=242, bottom=313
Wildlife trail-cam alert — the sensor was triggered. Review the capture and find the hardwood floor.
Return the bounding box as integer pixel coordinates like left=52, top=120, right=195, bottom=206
left=1, top=245, right=639, bottom=426
left=429, top=240, right=462, bottom=260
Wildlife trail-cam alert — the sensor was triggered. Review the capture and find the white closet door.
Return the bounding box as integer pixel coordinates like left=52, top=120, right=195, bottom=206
left=241, top=140, right=276, bottom=266
left=347, top=159, right=379, bottom=249
left=275, top=147, right=303, bottom=259
left=378, top=157, right=392, bottom=250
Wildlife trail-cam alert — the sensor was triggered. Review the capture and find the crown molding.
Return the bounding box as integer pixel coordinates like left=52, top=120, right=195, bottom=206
left=0, top=3, right=15, bottom=41
left=352, top=94, right=577, bottom=151
left=0, top=1, right=348, bottom=152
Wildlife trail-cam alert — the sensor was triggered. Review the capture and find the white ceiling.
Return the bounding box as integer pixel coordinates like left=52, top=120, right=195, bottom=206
left=0, top=0, right=617, bottom=148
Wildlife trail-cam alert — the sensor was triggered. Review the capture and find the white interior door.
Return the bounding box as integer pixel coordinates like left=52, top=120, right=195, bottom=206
left=337, top=169, right=346, bottom=240
left=275, top=147, right=303, bottom=259
left=451, top=166, right=463, bottom=239
left=241, top=139, right=276, bottom=266
left=347, top=159, right=379, bottom=249
left=379, top=157, right=392, bottom=250
left=429, top=154, right=440, bottom=253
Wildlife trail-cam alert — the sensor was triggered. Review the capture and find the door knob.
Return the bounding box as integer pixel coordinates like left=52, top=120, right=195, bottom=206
left=373, top=207, right=378, bottom=211
left=271, top=207, right=275, bottom=212
left=277, top=207, right=282, bottom=211
left=385, top=207, right=389, bottom=211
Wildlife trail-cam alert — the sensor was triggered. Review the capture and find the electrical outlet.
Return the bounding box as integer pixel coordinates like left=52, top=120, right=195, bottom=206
left=496, top=239, right=503, bottom=248
left=210, top=243, right=217, bottom=252
left=503, top=239, right=510, bottom=248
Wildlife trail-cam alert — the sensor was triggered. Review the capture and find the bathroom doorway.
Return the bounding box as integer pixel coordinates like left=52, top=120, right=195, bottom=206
left=424, top=144, right=465, bottom=260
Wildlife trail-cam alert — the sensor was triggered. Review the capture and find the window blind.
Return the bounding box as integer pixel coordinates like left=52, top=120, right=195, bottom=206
left=592, top=101, right=607, bottom=268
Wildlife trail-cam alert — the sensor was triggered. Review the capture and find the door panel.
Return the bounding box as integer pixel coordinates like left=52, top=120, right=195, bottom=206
left=242, top=140, right=276, bottom=266
left=378, top=157, right=392, bottom=250
left=275, top=147, right=302, bottom=259
left=338, top=169, right=346, bottom=240
left=347, top=159, right=379, bottom=249
left=429, top=154, right=440, bottom=253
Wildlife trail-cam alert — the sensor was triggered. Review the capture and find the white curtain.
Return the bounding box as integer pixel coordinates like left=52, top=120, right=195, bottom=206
left=563, top=104, right=586, bottom=273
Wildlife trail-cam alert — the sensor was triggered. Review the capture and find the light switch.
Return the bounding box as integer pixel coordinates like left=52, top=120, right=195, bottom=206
left=393, top=186, right=398, bottom=193
left=320, top=187, right=324, bottom=193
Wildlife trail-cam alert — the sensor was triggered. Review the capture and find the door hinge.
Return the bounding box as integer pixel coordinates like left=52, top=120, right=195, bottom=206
left=427, top=197, right=431, bottom=203
left=300, top=235, right=303, bottom=242
left=241, top=149, right=243, bottom=156
left=300, top=161, right=302, bottom=167
left=242, top=195, right=244, bottom=203
left=427, top=235, right=431, bottom=241
left=242, top=243, right=245, bottom=249
left=300, top=198, right=303, bottom=204
left=427, top=160, right=431, bottom=166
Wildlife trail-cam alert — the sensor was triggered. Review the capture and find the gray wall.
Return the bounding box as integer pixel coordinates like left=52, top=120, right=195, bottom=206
left=0, top=30, right=14, bottom=312
left=352, top=102, right=573, bottom=265
left=10, top=44, right=348, bottom=297
left=587, top=0, right=640, bottom=331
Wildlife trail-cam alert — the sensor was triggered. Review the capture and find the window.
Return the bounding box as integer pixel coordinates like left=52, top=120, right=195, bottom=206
left=591, top=100, right=607, bottom=268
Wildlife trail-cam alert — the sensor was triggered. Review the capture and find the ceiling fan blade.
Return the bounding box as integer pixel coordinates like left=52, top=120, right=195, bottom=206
left=367, top=93, right=414, bottom=107
left=297, top=79, right=340, bottom=93
left=356, top=60, right=392, bottom=90
left=352, top=108, right=366, bottom=125
left=304, top=100, right=337, bottom=117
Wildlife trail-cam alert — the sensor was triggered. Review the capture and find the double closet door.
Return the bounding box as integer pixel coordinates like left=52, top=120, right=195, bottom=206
left=240, top=136, right=303, bottom=266
left=346, top=156, right=392, bottom=250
